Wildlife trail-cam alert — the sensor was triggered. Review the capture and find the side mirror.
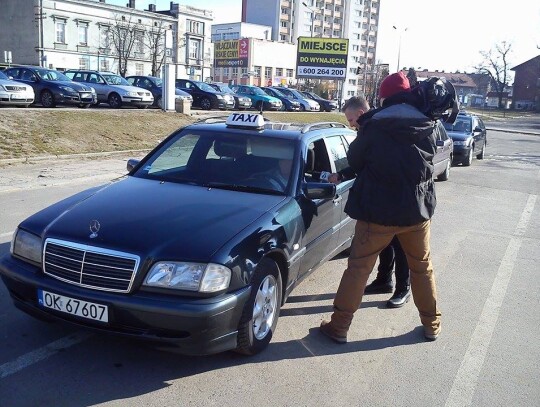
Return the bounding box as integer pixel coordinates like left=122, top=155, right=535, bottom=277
left=126, top=158, right=140, bottom=172
left=303, top=182, right=336, bottom=200
left=474, top=126, right=482, bottom=132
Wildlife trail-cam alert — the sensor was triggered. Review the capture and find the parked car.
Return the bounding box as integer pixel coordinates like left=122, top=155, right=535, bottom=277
left=432, top=120, right=454, bottom=181
left=270, top=86, right=320, bottom=111
left=260, top=86, right=301, bottom=111
left=0, top=112, right=358, bottom=356
left=300, top=91, right=338, bottom=112
left=231, top=84, right=282, bottom=111
left=442, top=111, right=487, bottom=166
left=208, top=82, right=252, bottom=110
left=125, top=75, right=192, bottom=109
left=175, top=79, right=235, bottom=110
left=4, top=65, right=97, bottom=108
left=0, top=69, right=35, bottom=107
left=64, top=70, right=153, bottom=109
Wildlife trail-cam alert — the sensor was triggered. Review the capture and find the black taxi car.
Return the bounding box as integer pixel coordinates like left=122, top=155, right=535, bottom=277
left=0, top=113, right=357, bottom=356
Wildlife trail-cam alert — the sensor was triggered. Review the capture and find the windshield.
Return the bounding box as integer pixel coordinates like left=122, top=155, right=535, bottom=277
left=35, top=69, right=71, bottom=81
left=132, top=130, right=296, bottom=194
left=443, top=117, right=472, bottom=133
left=267, top=88, right=285, bottom=97
left=102, top=74, right=130, bottom=86
left=252, top=87, right=268, bottom=96
left=195, top=81, right=218, bottom=93
left=0, top=71, right=8, bottom=80
left=216, top=84, right=233, bottom=93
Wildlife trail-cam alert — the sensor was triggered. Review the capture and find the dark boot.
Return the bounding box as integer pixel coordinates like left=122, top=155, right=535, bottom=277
left=319, top=309, right=354, bottom=344
left=364, top=278, right=394, bottom=294
left=386, top=287, right=411, bottom=308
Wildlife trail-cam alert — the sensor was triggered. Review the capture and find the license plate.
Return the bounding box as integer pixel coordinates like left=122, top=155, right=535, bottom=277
left=11, top=94, right=26, bottom=100
left=38, top=289, right=108, bottom=323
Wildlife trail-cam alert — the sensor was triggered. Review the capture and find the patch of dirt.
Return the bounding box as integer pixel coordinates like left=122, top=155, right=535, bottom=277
left=0, top=109, right=197, bottom=160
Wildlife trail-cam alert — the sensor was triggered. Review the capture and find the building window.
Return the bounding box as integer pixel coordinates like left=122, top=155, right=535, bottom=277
left=280, top=34, right=287, bottom=41
left=265, top=66, right=272, bottom=78
left=189, top=38, right=201, bottom=60
left=241, top=67, right=248, bottom=75
left=348, top=90, right=355, bottom=96
left=136, top=63, right=144, bottom=75
left=276, top=68, right=283, bottom=76
left=349, top=79, right=357, bottom=85
left=78, top=23, right=88, bottom=45
left=55, top=20, right=66, bottom=43
left=100, top=27, right=110, bottom=49
left=79, top=57, right=89, bottom=69
left=286, top=68, right=293, bottom=77
left=333, top=30, right=341, bottom=36
left=232, top=67, right=238, bottom=76
left=188, top=20, right=204, bottom=35
left=223, top=67, right=229, bottom=76
left=254, top=66, right=261, bottom=77
left=281, top=21, right=288, bottom=28
left=100, top=59, right=110, bottom=71
left=281, top=7, right=288, bottom=14
left=135, top=32, right=144, bottom=54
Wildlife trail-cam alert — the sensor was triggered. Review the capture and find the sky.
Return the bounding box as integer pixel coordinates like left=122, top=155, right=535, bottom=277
left=106, top=0, right=540, bottom=74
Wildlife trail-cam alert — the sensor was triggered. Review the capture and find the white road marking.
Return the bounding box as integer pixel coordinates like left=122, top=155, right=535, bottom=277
left=444, top=194, right=537, bottom=407
left=0, top=231, right=14, bottom=239
left=0, top=332, right=92, bottom=379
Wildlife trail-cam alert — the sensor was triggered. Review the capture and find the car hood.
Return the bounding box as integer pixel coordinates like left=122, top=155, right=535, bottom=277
left=34, top=177, right=285, bottom=261
left=54, top=80, right=94, bottom=92
left=447, top=131, right=472, bottom=141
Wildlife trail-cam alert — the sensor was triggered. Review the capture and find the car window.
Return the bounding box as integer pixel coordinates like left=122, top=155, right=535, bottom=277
left=140, top=78, right=153, bottom=89
left=21, top=69, right=37, bottom=81
left=306, top=139, right=332, bottom=176
left=325, top=135, right=349, bottom=172
left=126, top=77, right=136, bottom=85
left=72, top=72, right=87, bottom=82
left=436, top=123, right=449, bottom=141
left=101, top=73, right=129, bottom=85
left=343, top=134, right=356, bottom=147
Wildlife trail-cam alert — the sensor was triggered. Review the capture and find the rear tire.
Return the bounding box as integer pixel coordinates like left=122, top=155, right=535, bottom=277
left=437, top=159, right=451, bottom=181
left=235, top=258, right=282, bottom=355
left=200, top=97, right=212, bottom=110
left=156, top=96, right=163, bottom=109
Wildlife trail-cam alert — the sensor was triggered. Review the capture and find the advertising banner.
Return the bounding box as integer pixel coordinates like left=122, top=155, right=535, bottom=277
left=214, top=39, right=249, bottom=68
left=296, top=37, right=349, bottom=80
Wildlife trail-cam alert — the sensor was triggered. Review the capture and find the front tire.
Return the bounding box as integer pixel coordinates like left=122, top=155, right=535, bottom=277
left=463, top=148, right=473, bottom=166
left=156, top=96, right=163, bottom=109
left=235, top=258, right=282, bottom=355
left=108, top=93, right=122, bottom=109
left=40, top=90, right=56, bottom=108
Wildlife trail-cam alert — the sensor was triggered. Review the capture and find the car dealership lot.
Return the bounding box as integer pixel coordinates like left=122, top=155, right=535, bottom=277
left=0, top=124, right=538, bottom=406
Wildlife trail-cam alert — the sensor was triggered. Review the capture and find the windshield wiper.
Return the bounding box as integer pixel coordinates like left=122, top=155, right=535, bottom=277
left=203, top=182, right=283, bottom=195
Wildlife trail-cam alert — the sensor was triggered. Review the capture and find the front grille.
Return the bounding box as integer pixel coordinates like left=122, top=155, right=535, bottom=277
left=5, top=86, right=26, bottom=91
left=43, top=239, right=140, bottom=293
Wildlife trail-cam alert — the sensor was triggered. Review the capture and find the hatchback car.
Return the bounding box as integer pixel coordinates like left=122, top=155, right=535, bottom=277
left=443, top=111, right=487, bottom=166
left=4, top=66, right=97, bottom=108
left=260, top=86, right=301, bottom=111
left=301, top=91, right=338, bottom=112
left=64, top=70, right=153, bottom=109
left=270, top=87, right=320, bottom=111
left=175, top=79, right=235, bottom=110
left=125, top=75, right=192, bottom=109
left=0, top=70, right=35, bottom=107
left=208, top=82, right=252, bottom=110
left=0, top=112, right=358, bottom=356
left=231, top=84, right=282, bottom=111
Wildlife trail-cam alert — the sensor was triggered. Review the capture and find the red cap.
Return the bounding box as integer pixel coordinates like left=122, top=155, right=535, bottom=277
left=379, top=71, right=410, bottom=99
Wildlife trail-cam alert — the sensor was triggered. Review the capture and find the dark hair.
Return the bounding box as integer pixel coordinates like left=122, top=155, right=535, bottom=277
left=342, top=96, right=370, bottom=112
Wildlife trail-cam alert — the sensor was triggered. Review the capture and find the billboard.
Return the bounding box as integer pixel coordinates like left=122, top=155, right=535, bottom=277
left=214, top=39, right=250, bottom=68
left=296, top=37, right=349, bottom=80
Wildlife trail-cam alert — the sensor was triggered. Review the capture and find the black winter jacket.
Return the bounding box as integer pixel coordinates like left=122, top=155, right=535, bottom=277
left=342, top=103, right=437, bottom=226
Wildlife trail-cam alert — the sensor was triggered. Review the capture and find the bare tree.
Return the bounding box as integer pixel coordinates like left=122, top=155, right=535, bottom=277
left=108, top=14, right=140, bottom=77
left=475, top=41, right=512, bottom=109
left=145, top=20, right=168, bottom=77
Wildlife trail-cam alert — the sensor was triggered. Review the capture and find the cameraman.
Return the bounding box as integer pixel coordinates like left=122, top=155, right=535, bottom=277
left=320, top=71, right=441, bottom=343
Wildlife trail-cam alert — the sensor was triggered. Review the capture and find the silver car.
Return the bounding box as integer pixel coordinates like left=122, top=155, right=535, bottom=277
left=65, top=70, right=153, bottom=109
left=0, top=70, right=35, bottom=107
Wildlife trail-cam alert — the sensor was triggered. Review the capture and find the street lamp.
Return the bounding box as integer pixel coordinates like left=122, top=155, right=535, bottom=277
left=393, top=25, right=408, bottom=72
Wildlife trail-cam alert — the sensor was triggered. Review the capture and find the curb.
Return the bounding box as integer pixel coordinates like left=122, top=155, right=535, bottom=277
left=486, top=127, right=540, bottom=136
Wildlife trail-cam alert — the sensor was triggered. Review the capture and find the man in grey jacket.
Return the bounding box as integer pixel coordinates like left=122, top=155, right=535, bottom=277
left=320, top=71, right=441, bottom=343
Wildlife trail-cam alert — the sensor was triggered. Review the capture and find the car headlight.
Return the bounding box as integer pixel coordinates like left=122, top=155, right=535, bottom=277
left=90, top=87, right=96, bottom=94
left=144, top=262, right=231, bottom=292
left=453, top=139, right=471, bottom=146
left=216, top=94, right=224, bottom=99
left=11, top=229, right=42, bottom=264
left=126, top=91, right=139, bottom=97
left=0, top=85, right=6, bottom=91
left=60, top=86, right=76, bottom=93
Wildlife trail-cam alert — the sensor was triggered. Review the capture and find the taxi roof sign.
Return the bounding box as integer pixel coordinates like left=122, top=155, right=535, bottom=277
left=226, top=113, right=265, bottom=129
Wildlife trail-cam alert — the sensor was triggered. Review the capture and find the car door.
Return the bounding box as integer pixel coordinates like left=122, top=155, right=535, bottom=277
left=177, top=80, right=200, bottom=106
left=477, top=117, right=487, bottom=149
left=326, top=133, right=356, bottom=252
left=433, top=122, right=451, bottom=175
left=298, top=137, right=341, bottom=277
left=471, top=116, right=484, bottom=154
left=84, top=72, right=107, bottom=102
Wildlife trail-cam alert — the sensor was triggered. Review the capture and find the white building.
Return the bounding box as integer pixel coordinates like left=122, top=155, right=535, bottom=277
left=0, top=0, right=214, bottom=80
left=241, top=0, right=381, bottom=99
